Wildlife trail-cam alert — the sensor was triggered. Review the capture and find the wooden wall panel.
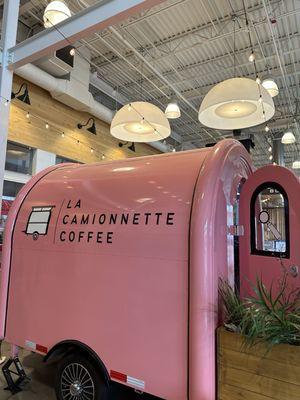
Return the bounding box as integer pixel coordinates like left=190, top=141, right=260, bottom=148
left=8, top=75, right=160, bottom=163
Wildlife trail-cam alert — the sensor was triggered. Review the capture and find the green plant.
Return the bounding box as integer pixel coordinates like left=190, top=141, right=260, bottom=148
left=219, top=274, right=300, bottom=347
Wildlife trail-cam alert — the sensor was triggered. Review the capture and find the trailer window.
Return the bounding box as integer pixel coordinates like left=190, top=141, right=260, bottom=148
left=251, top=183, right=289, bottom=258
left=26, top=207, right=53, bottom=236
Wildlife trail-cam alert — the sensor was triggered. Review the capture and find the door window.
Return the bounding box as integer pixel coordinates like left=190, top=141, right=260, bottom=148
left=251, top=183, right=289, bottom=258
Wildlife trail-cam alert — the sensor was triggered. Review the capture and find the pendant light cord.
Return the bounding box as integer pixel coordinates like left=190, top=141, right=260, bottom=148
left=233, top=17, right=236, bottom=78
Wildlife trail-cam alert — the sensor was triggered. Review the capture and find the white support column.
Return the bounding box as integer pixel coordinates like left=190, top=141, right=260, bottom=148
left=0, top=0, right=20, bottom=212
left=32, top=149, right=56, bottom=174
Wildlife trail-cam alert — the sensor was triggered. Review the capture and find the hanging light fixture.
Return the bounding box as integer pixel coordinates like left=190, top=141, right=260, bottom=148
left=77, top=118, right=97, bottom=135
left=262, top=77, right=279, bottom=97
left=198, top=77, right=274, bottom=130
left=248, top=51, right=256, bottom=63
left=165, top=100, right=181, bottom=119
left=43, top=1, right=71, bottom=28
left=281, top=130, right=296, bottom=144
left=292, top=160, right=300, bottom=169
left=111, top=102, right=170, bottom=142
left=11, top=83, right=31, bottom=105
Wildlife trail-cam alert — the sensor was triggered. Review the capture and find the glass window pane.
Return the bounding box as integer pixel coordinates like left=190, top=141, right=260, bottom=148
left=3, top=180, right=24, bottom=199
left=5, top=142, right=33, bottom=174
left=56, top=155, right=80, bottom=164
left=253, top=186, right=287, bottom=255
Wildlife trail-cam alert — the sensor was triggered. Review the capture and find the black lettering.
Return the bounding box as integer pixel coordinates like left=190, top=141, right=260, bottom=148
left=62, top=215, right=69, bottom=224
left=60, top=231, right=66, bottom=241
left=75, top=199, right=81, bottom=208
left=67, top=200, right=72, bottom=209
left=92, top=214, right=96, bottom=224
left=107, top=232, right=113, bottom=243
left=87, top=231, right=93, bottom=242
left=155, top=212, right=163, bottom=225
left=69, top=231, right=75, bottom=242
left=71, top=215, right=77, bottom=224
left=78, top=231, right=84, bottom=242
left=121, top=214, right=129, bottom=224
left=144, top=213, right=151, bottom=225
left=81, top=214, right=89, bottom=224
left=99, top=214, right=106, bottom=224
left=167, top=212, right=175, bottom=225
left=97, top=232, right=103, bottom=243
left=133, top=213, right=140, bottom=225
left=109, top=214, right=117, bottom=224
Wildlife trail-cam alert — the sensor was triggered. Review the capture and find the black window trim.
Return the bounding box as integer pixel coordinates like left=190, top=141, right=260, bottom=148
left=250, top=181, right=290, bottom=259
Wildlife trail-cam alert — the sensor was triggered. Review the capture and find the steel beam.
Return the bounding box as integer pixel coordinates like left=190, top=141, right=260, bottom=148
left=7, top=0, right=165, bottom=70
left=0, top=0, right=20, bottom=210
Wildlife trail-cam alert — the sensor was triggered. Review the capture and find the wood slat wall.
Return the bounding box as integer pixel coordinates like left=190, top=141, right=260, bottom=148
left=218, top=328, right=300, bottom=400
left=8, top=75, right=160, bottom=164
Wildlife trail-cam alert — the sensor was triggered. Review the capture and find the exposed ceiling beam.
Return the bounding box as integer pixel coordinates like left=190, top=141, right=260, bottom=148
left=6, top=0, right=166, bottom=69
left=87, top=0, right=282, bottom=62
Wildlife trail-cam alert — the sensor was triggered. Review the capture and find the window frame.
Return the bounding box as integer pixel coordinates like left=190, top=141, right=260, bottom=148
left=5, top=141, right=33, bottom=175
left=250, top=181, right=290, bottom=258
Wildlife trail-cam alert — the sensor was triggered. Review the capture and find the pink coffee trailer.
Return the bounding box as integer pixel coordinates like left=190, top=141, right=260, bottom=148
left=0, top=138, right=299, bottom=400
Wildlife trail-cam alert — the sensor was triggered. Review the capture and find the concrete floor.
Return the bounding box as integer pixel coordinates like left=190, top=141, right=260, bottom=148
left=0, top=343, right=157, bottom=400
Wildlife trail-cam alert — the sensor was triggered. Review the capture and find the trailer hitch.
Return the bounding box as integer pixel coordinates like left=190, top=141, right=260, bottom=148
left=2, top=357, right=30, bottom=394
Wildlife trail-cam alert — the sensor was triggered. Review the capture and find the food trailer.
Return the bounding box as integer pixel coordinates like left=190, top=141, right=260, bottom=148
left=0, top=139, right=299, bottom=400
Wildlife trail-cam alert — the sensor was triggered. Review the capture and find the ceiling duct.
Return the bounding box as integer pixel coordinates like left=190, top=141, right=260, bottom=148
left=273, top=139, right=285, bottom=166
left=15, top=55, right=171, bottom=153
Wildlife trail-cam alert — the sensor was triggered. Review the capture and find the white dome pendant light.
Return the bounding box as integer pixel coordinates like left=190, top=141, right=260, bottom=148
left=43, top=1, right=71, bottom=28
left=262, top=77, right=279, bottom=98
left=198, top=77, right=275, bottom=130
left=165, top=100, right=181, bottom=119
left=281, top=130, right=296, bottom=144
left=292, top=160, right=300, bottom=169
left=110, top=102, right=171, bottom=142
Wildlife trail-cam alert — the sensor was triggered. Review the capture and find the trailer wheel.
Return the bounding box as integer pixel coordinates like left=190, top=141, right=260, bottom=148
left=55, top=354, right=108, bottom=400
left=32, top=232, right=39, bottom=241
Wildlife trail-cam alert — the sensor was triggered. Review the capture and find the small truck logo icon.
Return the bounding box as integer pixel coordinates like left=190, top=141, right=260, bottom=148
left=24, top=206, right=54, bottom=240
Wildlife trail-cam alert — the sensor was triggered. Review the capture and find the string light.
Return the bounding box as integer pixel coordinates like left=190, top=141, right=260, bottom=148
left=268, top=146, right=272, bottom=152
left=128, top=104, right=132, bottom=111
left=258, top=95, right=263, bottom=104
left=256, top=76, right=261, bottom=85
left=19, top=109, right=111, bottom=162
left=70, top=48, right=76, bottom=56
left=269, top=154, right=273, bottom=160
left=265, top=125, right=270, bottom=132
left=45, top=122, right=49, bottom=129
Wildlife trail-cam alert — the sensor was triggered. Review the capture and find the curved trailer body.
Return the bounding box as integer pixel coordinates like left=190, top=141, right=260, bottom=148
left=0, top=139, right=252, bottom=399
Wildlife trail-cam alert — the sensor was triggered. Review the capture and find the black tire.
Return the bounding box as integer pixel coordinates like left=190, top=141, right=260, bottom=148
left=55, top=353, right=109, bottom=400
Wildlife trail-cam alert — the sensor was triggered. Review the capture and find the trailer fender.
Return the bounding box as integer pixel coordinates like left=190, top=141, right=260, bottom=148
left=43, top=340, right=110, bottom=386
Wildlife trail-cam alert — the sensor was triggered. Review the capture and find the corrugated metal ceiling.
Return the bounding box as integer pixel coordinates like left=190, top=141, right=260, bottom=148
left=12, top=0, right=300, bottom=171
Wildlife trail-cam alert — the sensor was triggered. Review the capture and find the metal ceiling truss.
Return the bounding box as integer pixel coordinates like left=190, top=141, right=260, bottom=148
left=1, top=0, right=300, bottom=167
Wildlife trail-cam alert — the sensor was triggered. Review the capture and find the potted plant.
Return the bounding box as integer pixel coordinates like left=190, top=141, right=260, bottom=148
left=218, top=274, right=300, bottom=400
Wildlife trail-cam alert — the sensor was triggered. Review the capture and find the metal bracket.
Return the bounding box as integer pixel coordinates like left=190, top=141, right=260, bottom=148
left=7, top=51, right=14, bottom=64
left=0, top=49, right=14, bottom=66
